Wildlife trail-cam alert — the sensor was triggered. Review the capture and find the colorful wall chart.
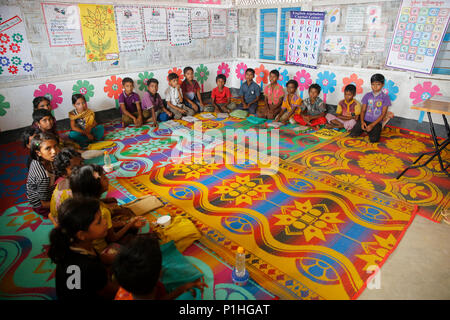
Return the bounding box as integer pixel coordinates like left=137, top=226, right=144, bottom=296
left=142, top=7, right=168, bottom=42
left=115, top=6, right=144, bottom=52
left=322, top=35, right=350, bottom=54
left=168, top=8, right=191, bottom=47
left=191, top=8, right=209, bottom=39
left=0, top=6, right=35, bottom=76
left=79, top=4, right=119, bottom=62
left=228, top=9, right=238, bottom=33
left=323, top=7, right=341, bottom=32
left=286, top=11, right=325, bottom=69
left=211, top=9, right=227, bottom=38
left=41, top=3, right=83, bottom=47
left=386, top=0, right=450, bottom=74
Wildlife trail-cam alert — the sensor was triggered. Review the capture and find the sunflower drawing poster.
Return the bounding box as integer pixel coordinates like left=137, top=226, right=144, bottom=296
left=79, top=4, right=119, bottom=62
left=0, top=6, right=35, bottom=77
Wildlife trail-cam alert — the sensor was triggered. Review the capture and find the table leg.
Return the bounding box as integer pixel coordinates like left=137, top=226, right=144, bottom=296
left=428, top=112, right=447, bottom=173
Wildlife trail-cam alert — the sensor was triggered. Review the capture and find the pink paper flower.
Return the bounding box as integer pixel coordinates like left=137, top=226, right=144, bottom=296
left=217, top=62, right=230, bottom=78
left=33, top=83, right=63, bottom=110
left=293, top=69, right=312, bottom=92
left=342, top=73, right=364, bottom=94
left=235, top=62, right=247, bottom=81
left=409, top=81, right=442, bottom=105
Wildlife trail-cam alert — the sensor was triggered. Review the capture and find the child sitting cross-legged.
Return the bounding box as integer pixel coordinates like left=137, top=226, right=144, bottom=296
left=32, top=109, right=59, bottom=138
left=261, top=69, right=284, bottom=119
left=211, top=74, right=237, bottom=113
left=293, top=84, right=327, bottom=130
left=165, top=73, right=195, bottom=119
left=141, top=78, right=173, bottom=126
left=181, top=66, right=212, bottom=113
left=275, top=79, right=302, bottom=125
left=326, top=84, right=361, bottom=131
left=119, top=77, right=151, bottom=128
left=113, top=234, right=207, bottom=300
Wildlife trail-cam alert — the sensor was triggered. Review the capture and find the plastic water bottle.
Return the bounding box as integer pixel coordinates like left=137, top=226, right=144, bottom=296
left=232, top=247, right=249, bottom=286
left=103, top=151, right=112, bottom=172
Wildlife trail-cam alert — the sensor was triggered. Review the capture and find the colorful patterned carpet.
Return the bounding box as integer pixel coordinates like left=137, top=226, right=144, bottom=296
left=0, top=113, right=447, bottom=300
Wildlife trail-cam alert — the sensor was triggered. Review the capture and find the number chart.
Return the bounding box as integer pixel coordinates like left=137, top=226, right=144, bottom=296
left=386, top=0, right=450, bottom=74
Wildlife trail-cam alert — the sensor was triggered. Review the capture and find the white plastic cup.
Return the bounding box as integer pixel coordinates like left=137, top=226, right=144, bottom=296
left=157, top=215, right=171, bottom=227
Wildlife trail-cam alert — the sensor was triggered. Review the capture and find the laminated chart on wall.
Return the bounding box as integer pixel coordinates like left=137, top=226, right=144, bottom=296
left=386, top=0, right=450, bottom=74
left=191, top=8, right=209, bottom=39
left=211, top=9, right=227, bottom=38
left=345, top=6, right=366, bottom=33
left=323, top=7, right=341, bottom=32
left=0, top=6, right=35, bottom=76
left=41, top=3, right=83, bottom=47
left=286, top=11, right=325, bottom=69
left=168, top=8, right=191, bottom=47
left=79, top=4, right=119, bottom=62
left=322, top=35, right=350, bottom=54
left=115, top=6, right=144, bottom=52
left=366, top=24, right=387, bottom=53
left=142, top=7, right=168, bottom=42
left=228, top=9, right=238, bottom=33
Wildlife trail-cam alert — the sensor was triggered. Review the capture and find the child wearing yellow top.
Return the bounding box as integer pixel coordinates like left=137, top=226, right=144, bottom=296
left=326, top=84, right=361, bottom=131
left=276, top=80, right=302, bottom=125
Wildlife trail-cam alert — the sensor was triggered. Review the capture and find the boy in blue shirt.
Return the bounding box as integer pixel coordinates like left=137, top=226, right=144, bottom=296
left=237, top=68, right=261, bottom=115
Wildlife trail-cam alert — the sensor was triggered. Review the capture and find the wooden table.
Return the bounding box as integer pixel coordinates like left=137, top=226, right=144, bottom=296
left=396, top=97, right=450, bottom=179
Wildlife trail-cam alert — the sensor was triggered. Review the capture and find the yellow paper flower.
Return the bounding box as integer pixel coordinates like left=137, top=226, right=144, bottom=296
left=358, top=153, right=404, bottom=174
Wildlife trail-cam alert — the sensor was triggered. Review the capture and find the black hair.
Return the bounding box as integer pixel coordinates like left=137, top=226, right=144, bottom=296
left=344, top=84, right=357, bottom=95
left=69, top=164, right=105, bottom=199
left=48, top=197, right=101, bottom=265
left=72, top=93, right=86, bottom=105
left=270, top=69, right=280, bottom=78
left=168, top=73, right=179, bottom=81
left=32, top=109, right=53, bottom=124
left=147, top=78, right=159, bottom=86
left=30, top=132, right=59, bottom=161
left=183, top=66, right=194, bottom=74
left=286, top=79, right=298, bottom=89
left=32, top=96, right=51, bottom=110
left=112, top=233, right=162, bottom=296
left=216, top=74, right=227, bottom=83
left=370, top=73, right=385, bottom=85
left=245, top=68, right=255, bottom=76
left=21, top=126, right=40, bottom=149
left=122, top=77, right=134, bottom=85
left=54, top=148, right=82, bottom=177
left=308, top=83, right=322, bottom=94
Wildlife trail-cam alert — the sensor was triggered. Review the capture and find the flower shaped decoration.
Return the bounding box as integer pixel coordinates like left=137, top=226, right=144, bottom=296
left=33, top=84, right=63, bottom=110
left=0, top=94, right=10, bottom=116
left=342, top=73, right=363, bottom=94
left=12, top=33, right=23, bottom=43
left=23, top=63, right=33, bottom=73
left=104, top=75, right=123, bottom=100
left=382, top=80, right=399, bottom=102
left=9, top=43, right=20, bottom=53
left=0, top=66, right=3, bottom=75
left=277, top=68, right=289, bottom=87
left=0, top=45, right=6, bottom=55
left=235, top=62, right=247, bottom=82
left=137, top=71, right=154, bottom=91
left=73, top=80, right=95, bottom=102
left=0, top=56, right=9, bottom=67
left=255, top=64, right=269, bottom=86
left=217, top=62, right=230, bottom=78
left=11, top=56, right=21, bottom=66
left=0, top=33, right=9, bottom=44
left=409, top=81, right=441, bottom=105
left=8, top=65, right=18, bottom=74
left=294, top=69, right=312, bottom=92
left=316, top=71, right=337, bottom=94
left=195, top=64, right=209, bottom=92
left=167, top=67, right=184, bottom=85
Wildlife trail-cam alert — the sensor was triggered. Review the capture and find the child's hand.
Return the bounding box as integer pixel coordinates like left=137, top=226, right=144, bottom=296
left=181, top=109, right=188, bottom=115
left=86, top=133, right=94, bottom=141
left=130, top=216, right=146, bottom=228
left=183, top=279, right=208, bottom=298
left=361, top=122, right=367, bottom=131
left=243, top=103, right=248, bottom=109
left=366, top=123, right=374, bottom=132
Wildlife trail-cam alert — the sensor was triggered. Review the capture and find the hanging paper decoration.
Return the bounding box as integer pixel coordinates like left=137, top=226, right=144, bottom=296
left=137, top=71, right=154, bottom=92
left=235, top=62, right=247, bottom=85
left=142, top=7, right=168, bottom=42
left=191, top=8, right=209, bottom=39
left=342, top=73, right=364, bottom=94
left=114, top=6, right=144, bottom=52
left=168, top=8, right=191, bottom=47
left=195, top=64, right=209, bottom=92
left=409, top=81, right=442, bottom=123
left=41, top=3, right=83, bottom=47
left=72, top=80, right=95, bottom=102
left=104, top=75, right=123, bottom=109
left=167, top=67, right=184, bottom=85
left=217, top=62, right=230, bottom=78
left=211, top=9, right=227, bottom=38
left=33, top=84, right=63, bottom=110
left=293, top=69, right=312, bottom=99
left=255, top=64, right=269, bottom=90
left=316, top=71, right=336, bottom=104
left=0, top=94, right=10, bottom=116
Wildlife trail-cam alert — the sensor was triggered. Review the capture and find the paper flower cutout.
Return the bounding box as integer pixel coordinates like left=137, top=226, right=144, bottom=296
left=409, top=81, right=441, bottom=105
left=294, top=69, right=312, bottom=92
left=34, top=84, right=63, bottom=110
left=0, top=45, right=6, bottom=55
left=104, top=75, right=123, bottom=100
left=195, top=64, right=209, bottom=84
left=217, top=62, right=230, bottom=78
left=23, top=63, right=33, bottom=72
left=342, top=73, right=363, bottom=94
left=316, top=71, right=337, bottom=94
left=382, top=80, right=399, bottom=102
left=11, top=56, right=21, bottom=66
left=277, top=68, right=289, bottom=87
left=235, top=62, right=247, bottom=82
left=167, top=67, right=184, bottom=85
left=9, top=43, right=20, bottom=53
left=0, top=94, right=10, bottom=116
left=0, top=56, right=9, bottom=67
left=255, top=64, right=269, bottom=85
left=73, top=80, right=95, bottom=102
left=137, top=71, right=154, bottom=91
left=12, top=33, right=23, bottom=43
left=8, top=65, right=18, bottom=74
left=0, top=33, right=10, bottom=44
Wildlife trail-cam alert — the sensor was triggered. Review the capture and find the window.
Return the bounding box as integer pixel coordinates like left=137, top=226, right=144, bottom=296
left=259, top=7, right=301, bottom=62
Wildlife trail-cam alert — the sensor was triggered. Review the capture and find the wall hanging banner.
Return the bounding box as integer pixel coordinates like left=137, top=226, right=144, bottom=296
left=366, top=23, right=387, bottom=53
left=386, top=0, right=450, bottom=74
left=286, top=11, right=325, bottom=69
left=211, top=9, right=227, bottom=38
left=345, top=6, right=366, bottom=33
left=79, top=4, right=119, bottom=62
left=191, top=8, right=209, bottom=39
left=142, top=7, right=168, bottom=42
left=168, top=8, right=191, bottom=46
left=227, top=9, right=238, bottom=33
left=115, top=6, right=144, bottom=52
left=41, top=3, right=83, bottom=47
left=0, top=6, right=35, bottom=76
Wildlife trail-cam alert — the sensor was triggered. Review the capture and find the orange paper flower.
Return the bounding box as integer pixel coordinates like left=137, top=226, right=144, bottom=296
left=104, top=75, right=123, bottom=100
left=255, top=64, right=269, bottom=85
left=342, top=73, right=364, bottom=94
left=167, top=67, right=184, bottom=85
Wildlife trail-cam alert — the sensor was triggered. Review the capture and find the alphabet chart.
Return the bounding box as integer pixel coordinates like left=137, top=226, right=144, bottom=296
left=386, top=0, right=450, bottom=74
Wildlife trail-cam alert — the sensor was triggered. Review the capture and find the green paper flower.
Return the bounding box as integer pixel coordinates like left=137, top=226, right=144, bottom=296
left=11, top=56, right=22, bottom=66
left=137, top=71, right=154, bottom=91
left=195, top=64, right=209, bottom=84
left=72, top=80, right=95, bottom=102
left=0, top=66, right=3, bottom=75
left=0, top=94, right=10, bottom=116
left=12, top=33, right=23, bottom=43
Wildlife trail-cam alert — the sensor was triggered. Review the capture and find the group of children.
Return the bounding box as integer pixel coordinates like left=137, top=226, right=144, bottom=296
left=21, top=66, right=392, bottom=300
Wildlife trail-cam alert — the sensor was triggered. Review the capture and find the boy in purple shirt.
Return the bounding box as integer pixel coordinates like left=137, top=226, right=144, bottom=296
left=141, top=78, right=173, bottom=126
left=350, top=74, right=391, bottom=143
left=119, top=78, right=151, bottom=128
